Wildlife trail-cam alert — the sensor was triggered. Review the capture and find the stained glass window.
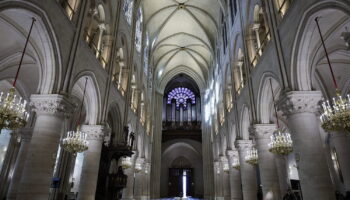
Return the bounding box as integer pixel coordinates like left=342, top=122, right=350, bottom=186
left=123, top=0, right=133, bottom=25
left=167, top=87, right=196, bottom=109
left=143, top=34, right=149, bottom=75
left=135, top=8, right=143, bottom=53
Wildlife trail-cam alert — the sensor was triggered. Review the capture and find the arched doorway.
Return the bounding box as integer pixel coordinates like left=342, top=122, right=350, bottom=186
left=160, top=74, right=203, bottom=198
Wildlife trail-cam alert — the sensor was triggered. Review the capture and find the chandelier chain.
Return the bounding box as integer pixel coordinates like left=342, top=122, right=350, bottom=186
left=13, top=17, right=36, bottom=87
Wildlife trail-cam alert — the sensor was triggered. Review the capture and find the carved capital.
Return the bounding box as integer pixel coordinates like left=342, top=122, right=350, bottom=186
left=277, top=91, right=323, bottom=116
left=30, top=94, right=74, bottom=117
left=81, top=125, right=111, bottom=141
left=236, top=140, right=253, bottom=151
left=253, top=124, right=276, bottom=139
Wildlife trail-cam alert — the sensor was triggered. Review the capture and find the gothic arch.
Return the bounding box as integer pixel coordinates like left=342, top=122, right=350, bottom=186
left=71, top=72, right=101, bottom=125
left=240, top=105, right=251, bottom=140
left=0, top=1, right=62, bottom=94
left=291, top=1, right=350, bottom=91
left=256, top=72, right=281, bottom=124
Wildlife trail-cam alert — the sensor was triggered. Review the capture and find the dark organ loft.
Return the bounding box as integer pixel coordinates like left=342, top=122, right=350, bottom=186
left=162, top=74, right=202, bottom=142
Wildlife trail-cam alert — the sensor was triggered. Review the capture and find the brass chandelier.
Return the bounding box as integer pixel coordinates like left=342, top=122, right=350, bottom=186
left=232, top=157, right=240, bottom=170
left=0, top=18, right=36, bottom=132
left=267, top=79, right=293, bottom=156
left=245, top=147, right=258, bottom=165
left=315, top=17, right=350, bottom=134
left=61, top=78, right=89, bottom=155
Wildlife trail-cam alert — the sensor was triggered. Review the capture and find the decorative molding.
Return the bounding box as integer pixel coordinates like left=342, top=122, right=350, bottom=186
left=30, top=94, right=74, bottom=116
left=81, top=125, right=111, bottom=141
left=252, top=124, right=276, bottom=139
left=277, top=91, right=323, bottom=116
left=235, top=140, right=253, bottom=151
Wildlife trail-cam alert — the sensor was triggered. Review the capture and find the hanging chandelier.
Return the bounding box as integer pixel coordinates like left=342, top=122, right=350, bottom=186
left=121, top=157, right=132, bottom=169
left=134, top=161, right=143, bottom=173
left=267, top=79, right=294, bottom=156
left=222, top=161, right=230, bottom=173
left=232, top=157, right=240, bottom=170
left=245, top=147, right=258, bottom=165
left=61, top=78, right=89, bottom=155
left=268, top=130, right=293, bottom=155
left=62, top=127, right=88, bottom=155
left=0, top=18, right=36, bottom=132
left=315, top=17, right=350, bottom=133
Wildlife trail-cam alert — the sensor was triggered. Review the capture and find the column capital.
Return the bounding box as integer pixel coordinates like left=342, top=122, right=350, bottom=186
left=236, top=140, right=253, bottom=151
left=81, top=125, right=111, bottom=141
left=30, top=94, right=74, bottom=116
left=252, top=124, right=276, bottom=139
left=278, top=91, right=323, bottom=116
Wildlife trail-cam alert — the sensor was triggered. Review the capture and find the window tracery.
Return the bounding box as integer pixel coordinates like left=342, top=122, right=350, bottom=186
left=135, top=8, right=143, bottom=53
left=167, top=87, right=196, bottom=109
left=143, top=34, right=149, bottom=75
left=123, top=0, right=134, bottom=25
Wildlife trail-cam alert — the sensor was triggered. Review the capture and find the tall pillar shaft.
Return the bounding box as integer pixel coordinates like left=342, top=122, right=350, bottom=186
left=278, top=91, right=335, bottom=200
left=77, top=125, right=108, bottom=200
left=6, top=128, right=33, bottom=200
left=331, top=132, right=350, bottom=191
left=253, top=124, right=281, bottom=200
left=150, top=92, right=163, bottom=198
left=17, top=95, right=73, bottom=200
left=237, top=140, right=257, bottom=200
left=227, top=150, right=243, bottom=200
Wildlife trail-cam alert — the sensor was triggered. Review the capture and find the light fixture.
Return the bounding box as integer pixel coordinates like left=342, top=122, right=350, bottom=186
left=315, top=17, right=350, bottom=133
left=144, top=162, right=150, bottom=174
left=269, top=130, right=293, bottom=155
left=61, top=78, right=89, bottom=155
left=232, top=157, right=240, bottom=170
left=245, top=147, right=258, bottom=165
left=134, top=161, right=143, bottom=173
left=121, top=157, right=132, bottom=169
left=0, top=18, right=35, bottom=132
left=267, top=78, right=293, bottom=155
left=222, top=161, right=230, bottom=173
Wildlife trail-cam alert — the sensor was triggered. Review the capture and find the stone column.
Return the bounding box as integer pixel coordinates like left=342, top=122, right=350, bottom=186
left=17, top=94, right=73, bottom=200
left=77, top=125, right=109, bottom=200
left=140, top=162, right=151, bottom=200
left=134, top=158, right=144, bottom=200
left=236, top=140, right=257, bottom=200
left=122, top=153, right=137, bottom=200
left=6, top=128, right=33, bottom=200
left=253, top=124, right=281, bottom=200
left=214, top=161, right=223, bottom=199
left=331, top=132, right=350, bottom=192
left=220, top=156, right=231, bottom=200
left=150, top=92, right=163, bottom=198
left=227, top=150, right=243, bottom=200
left=275, top=154, right=290, bottom=196
left=278, top=91, right=335, bottom=200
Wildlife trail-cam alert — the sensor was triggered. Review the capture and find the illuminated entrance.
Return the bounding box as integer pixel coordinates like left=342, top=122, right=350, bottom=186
left=168, top=168, right=193, bottom=197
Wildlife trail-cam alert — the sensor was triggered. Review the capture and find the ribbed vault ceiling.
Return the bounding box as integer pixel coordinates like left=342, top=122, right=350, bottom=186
left=142, top=0, right=221, bottom=88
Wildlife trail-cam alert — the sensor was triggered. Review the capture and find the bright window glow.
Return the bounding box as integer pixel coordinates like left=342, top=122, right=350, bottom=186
left=143, top=34, right=149, bottom=75
left=167, top=87, right=196, bottom=109
left=123, top=0, right=133, bottom=25
left=135, top=8, right=143, bottom=52
left=182, top=170, right=187, bottom=198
